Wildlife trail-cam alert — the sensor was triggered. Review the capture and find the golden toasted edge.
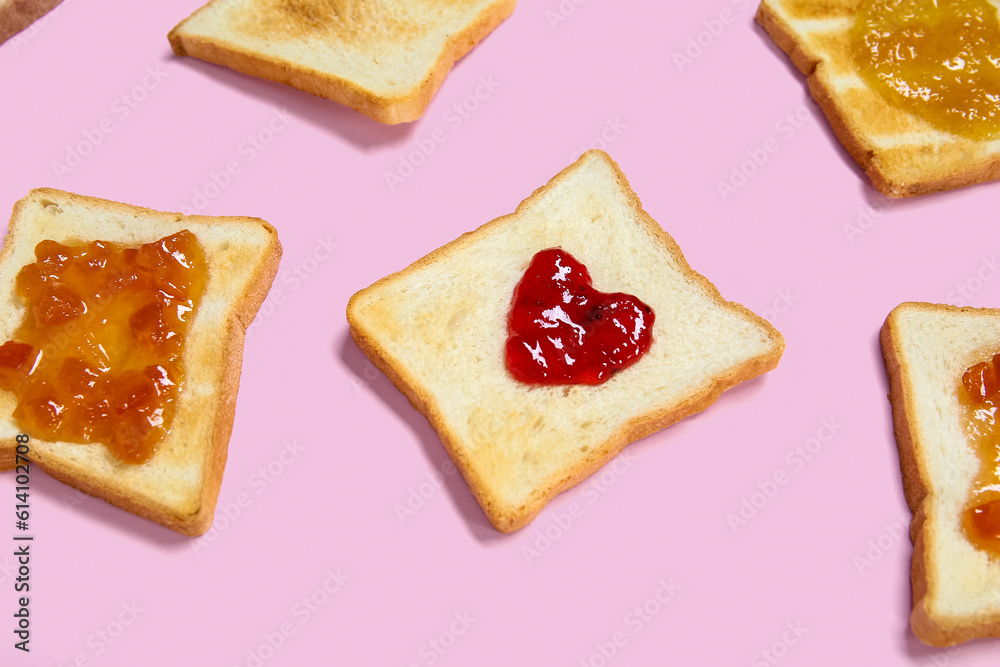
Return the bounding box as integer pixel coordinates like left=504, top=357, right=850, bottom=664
left=182, top=201, right=281, bottom=536
left=0, top=188, right=282, bottom=536
left=881, top=302, right=1000, bottom=646
left=0, top=0, right=61, bottom=46
left=167, top=0, right=517, bottom=125
left=881, top=303, right=939, bottom=643
left=755, top=1, right=1000, bottom=198
left=347, top=150, right=785, bottom=532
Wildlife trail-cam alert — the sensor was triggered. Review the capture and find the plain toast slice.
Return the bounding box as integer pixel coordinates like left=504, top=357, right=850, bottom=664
left=0, top=189, right=281, bottom=536
left=882, top=302, right=1000, bottom=646
left=0, top=0, right=61, bottom=46
left=348, top=150, right=785, bottom=532
left=757, top=0, right=1000, bottom=197
left=168, top=0, right=517, bottom=124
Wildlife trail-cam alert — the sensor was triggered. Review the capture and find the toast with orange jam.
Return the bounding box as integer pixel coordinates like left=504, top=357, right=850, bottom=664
left=882, top=302, right=1000, bottom=645
left=0, top=189, right=281, bottom=536
left=758, top=0, right=1000, bottom=196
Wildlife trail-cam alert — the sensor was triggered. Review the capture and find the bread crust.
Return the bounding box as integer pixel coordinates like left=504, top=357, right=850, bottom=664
left=0, top=0, right=61, bottom=46
left=756, top=1, right=1000, bottom=197
left=348, top=150, right=785, bottom=532
left=168, top=0, right=517, bottom=125
left=881, top=302, right=1000, bottom=646
left=0, top=189, right=282, bottom=536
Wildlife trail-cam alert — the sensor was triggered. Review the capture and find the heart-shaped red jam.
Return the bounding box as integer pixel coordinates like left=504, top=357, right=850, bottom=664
left=506, top=248, right=654, bottom=385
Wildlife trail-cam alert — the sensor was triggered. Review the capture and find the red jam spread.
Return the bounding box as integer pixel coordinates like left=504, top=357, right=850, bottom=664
left=0, top=232, right=207, bottom=464
left=506, top=248, right=654, bottom=385
left=959, top=352, right=1000, bottom=553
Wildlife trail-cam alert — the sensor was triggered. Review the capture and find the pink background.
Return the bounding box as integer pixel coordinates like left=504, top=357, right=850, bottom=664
left=1, top=0, right=999, bottom=664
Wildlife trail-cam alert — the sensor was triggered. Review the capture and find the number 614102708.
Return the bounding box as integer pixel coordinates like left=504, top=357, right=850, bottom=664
left=14, top=434, right=29, bottom=509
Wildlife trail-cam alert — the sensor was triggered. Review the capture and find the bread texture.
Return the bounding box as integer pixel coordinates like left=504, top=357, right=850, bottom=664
left=348, top=150, right=785, bottom=532
left=756, top=0, right=1000, bottom=197
left=168, top=0, right=517, bottom=125
left=0, top=189, right=281, bottom=536
left=0, top=0, right=61, bottom=46
left=882, top=302, right=1000, bottom=646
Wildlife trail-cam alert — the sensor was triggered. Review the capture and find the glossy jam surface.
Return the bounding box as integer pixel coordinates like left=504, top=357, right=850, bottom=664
left=959, top=353, right=1000, bottom=553
left=851, top=0, right=1000, bottom=140
left=506, top=248, right=654, bottom=385
left=0, top=232, right=207, bottom=463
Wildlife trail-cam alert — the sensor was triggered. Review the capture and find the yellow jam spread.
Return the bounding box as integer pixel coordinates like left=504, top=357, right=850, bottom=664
left=0, top=232, right=207, bottom=464
left=851, top=0, right=1000, bottom=140
left=959, top=353, right=1000, bottom=553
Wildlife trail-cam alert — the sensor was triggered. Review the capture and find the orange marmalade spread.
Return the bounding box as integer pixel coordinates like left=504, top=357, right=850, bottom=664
left=851, top=0, right=1000, bottom=141
left=0, top=231, right=207, bottom=464
left=959, top=353, right=1000, bottom=552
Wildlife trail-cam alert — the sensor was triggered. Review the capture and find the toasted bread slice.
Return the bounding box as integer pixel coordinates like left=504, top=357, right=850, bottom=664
left=757, top=0, right=1000, bottom=197
left=882, top=302, right=1000, bottom=646
left=0, top=0, right=61, bottom=46
left=0, top=189, right=281, bottom=536
left=168, top=0, right=517, bottom=125
left=348, top=150, right=785, bottom=532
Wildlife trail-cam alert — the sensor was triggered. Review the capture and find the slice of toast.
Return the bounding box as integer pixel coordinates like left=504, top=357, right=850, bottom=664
left=168, top=0, right=517, bottom=125
left=757, top=0, right=1000, bottom=197
left=348, top=150, right=785, bottom=532
left=0, top=189, right=281, bottom=536
left=882, top=302, right=1000, bottom=646
left=0, top=0, right=61, bottom=46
